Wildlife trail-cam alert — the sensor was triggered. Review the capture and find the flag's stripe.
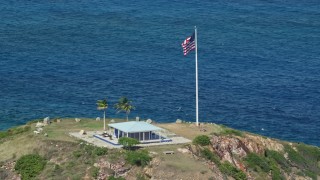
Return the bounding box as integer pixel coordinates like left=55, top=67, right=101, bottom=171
left=181, top=33, right=195, bottom=56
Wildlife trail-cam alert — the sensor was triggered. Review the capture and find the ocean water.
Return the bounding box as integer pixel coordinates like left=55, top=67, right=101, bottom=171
left=0, top=0, right=319, bottom=146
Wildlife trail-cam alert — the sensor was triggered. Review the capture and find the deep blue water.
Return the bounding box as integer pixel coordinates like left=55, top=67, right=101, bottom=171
left=0, top=0, right=319, bottom=146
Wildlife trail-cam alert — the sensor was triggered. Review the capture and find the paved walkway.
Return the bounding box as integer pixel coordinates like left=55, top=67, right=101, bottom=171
left=69, top=131, right=191, bottom=149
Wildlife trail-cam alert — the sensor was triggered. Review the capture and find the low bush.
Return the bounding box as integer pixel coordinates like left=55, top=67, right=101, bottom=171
left=200, top=148, right=246, bottom=180
left=118, top=137, right=139, bottom=150
left=125, top=150, right=151, bottom=167
left=296, top=144, right=320, bottom=172
left=200, top=148, right=220, bottom=165
left=269, top=159, right=285, bottom=180
left=304, top=170, right=317, bottom=180
left=193, top=135, right=211, bottom=146
left=284, top=145, right=307, bottom=168
left=219, top=162, right=247, bottom=180
left=90, top=166, right=99, bottom=178
left=15, top=154, right=46, bottom=180
left=265, top=150, right=290, bottom=172
left=93, top=147, right=108, bottom=156
left=244, top=153, right=270, bottom=173
left=73, top=150, right=82, bottom=158
left=0, top=131, right=8, bottom=139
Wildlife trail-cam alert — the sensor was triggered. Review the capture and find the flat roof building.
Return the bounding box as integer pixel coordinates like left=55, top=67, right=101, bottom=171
left=108, top=121, right=167, bottom=143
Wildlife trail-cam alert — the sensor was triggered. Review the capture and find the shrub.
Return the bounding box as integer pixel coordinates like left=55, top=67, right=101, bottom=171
left=304, top=170, right=317, bottom=180
left=265, top=150, right=290, bottom=172
left=0, top=131, right=8, bottom=139
left=93, top=147, right=108, bottom=156
left=118, top=137, right=139, bottom=150
left=15, top=154, right=46, bottom=180
left=269, top=159, right=285, bottom=180
left=73, top=150, right=82, bottom=158
left=284, top=145, right=307, bottom=168
left=193, top=135, right=210, bottom=146
left=244, top=153, right=270, bottom=173
left=83, top=144, right=95, bottom=155
left=200, top=148, right=220, bottom=165
left=219, top=162, right=246, bottom=180
left=296, top=143, right=320, bottom=170
left=91, top=166, right=99, bottom=178
left=125, top=150, right=151, bottom=167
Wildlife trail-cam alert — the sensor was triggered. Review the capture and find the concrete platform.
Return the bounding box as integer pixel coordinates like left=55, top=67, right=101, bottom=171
left=69, top=130, right=191, bottom=149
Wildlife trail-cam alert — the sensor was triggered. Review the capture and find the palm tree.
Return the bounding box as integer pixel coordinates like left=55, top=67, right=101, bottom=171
left=97, top=98, right=108, bottom=130
left=114, top=97, right=135, bottom=121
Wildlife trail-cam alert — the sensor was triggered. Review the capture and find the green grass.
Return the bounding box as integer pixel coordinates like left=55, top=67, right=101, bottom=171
left=284, top=143, right=320, bottom=179
left=219, top=162, right=247, bottom=180
left=244, top=153, right=271, bottom=173
left=265, top=150, right=290, bottom=172
left=284, top=144, right=307, bottom=168
left=200, top=147, right=246, bottom=180
left=0, top=125, right=31, bottom=140
left=215, top=126, right=244, bottom=137
left=193, top=135, right=211, bottom=146
left=15, top=154, right=47, bottom=180
left=200, top=148, right=220, bottom=165
left=125, top=150, right=151, bottom=167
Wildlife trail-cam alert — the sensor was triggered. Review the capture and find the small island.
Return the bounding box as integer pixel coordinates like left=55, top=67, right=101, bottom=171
left=0, top=117, right=319, bottom=180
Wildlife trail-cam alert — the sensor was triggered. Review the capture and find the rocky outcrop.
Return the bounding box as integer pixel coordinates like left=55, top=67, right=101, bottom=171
left=209, top=134, right=283, bottom=171
left=244, top=134, right=284, bottom=152
left=95, top=158, right=130, bottom=179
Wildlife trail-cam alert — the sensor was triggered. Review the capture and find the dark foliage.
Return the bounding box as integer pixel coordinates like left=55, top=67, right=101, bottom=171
left=193, top=135, right=211, bottom=146
left=219, top=162, right=247, bottom=180
left=244, top=153, right=270, bottom=173
left=15, top=154, right=46, bottom=180
left=118, top=137, right=139, bottom=150
left=125, top=150, right=151, bottom=167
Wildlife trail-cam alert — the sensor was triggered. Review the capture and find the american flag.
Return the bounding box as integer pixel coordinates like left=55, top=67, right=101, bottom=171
left=181, top=33, right=195, bottom=56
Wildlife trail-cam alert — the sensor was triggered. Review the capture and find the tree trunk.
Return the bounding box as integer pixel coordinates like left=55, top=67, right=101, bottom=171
left=126, top=114, right=129, bottom=121
left=103, top=110, right=106, bottom=130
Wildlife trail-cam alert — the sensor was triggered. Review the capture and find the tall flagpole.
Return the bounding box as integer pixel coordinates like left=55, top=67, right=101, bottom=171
left=195, top=26, right=199, bottom=126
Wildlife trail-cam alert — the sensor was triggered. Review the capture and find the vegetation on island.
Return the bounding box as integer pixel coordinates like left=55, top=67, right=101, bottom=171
left=114, top=97, right=135, bottom=121
left=0, top=118, right=319, bottom=180
left=118, top=137, right=140, bottom=150
left=97, top=98, right=108, bottom=130
left=14, top=154, right=46, bottom=180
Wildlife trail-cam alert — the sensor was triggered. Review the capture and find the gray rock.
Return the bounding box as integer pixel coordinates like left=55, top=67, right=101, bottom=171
left=96, top=117, right=101, bottom=121
left=79, top=130, right=86, bottom=135
left=146, top=119, right=152, bottom=124
left=43, top=117, right=50, bottom=124
left=36, top=122, right=45, bottom=128
left=176, top=119, right=183, bottom=124
left=110, top=119, right=115, bottom=123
